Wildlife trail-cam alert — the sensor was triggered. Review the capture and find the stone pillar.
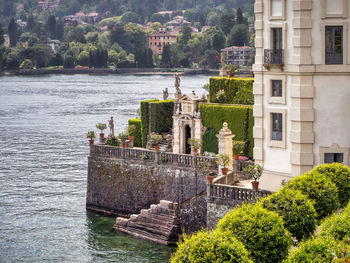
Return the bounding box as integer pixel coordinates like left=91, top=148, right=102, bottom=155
left=217, top=122, right=235, bottom=171
left=172, top=116, right=180, bottom=154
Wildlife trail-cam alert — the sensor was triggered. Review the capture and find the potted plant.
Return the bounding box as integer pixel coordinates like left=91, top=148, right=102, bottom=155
left=96, top=123, right=107, bottom=142
left=225, top=64, right=238, bottom=77
left=243, top=164, right=263, bottom=190
left=216, top=153, right=230, bottom=175
left=188, top=138, right=201, bottom=155
left=86, top=131, right=96, bottom=145
left=150, top=134, right=163, bottom=151
left=200, top=161, right=215, bottom=183
left=233, top=141, right=245, bottom=160
left=127, top=124, right=136, bottom=142
left=118, top=132, right=129, bottom=148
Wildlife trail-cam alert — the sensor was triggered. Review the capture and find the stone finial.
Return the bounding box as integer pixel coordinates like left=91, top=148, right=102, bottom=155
left=219, top=122, right=232, bottom=135
left=217, top=122, right=235, bottom=172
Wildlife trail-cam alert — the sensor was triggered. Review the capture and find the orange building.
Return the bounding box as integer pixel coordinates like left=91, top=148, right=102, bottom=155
left=149, top=31, right=177, bottom=55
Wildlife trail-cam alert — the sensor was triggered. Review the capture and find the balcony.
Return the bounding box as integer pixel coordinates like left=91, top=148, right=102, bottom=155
left=264, top=49, right=284, bottom=69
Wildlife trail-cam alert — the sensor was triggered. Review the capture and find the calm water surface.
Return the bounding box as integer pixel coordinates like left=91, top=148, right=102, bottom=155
left=0, top=74, right=210, bottom=263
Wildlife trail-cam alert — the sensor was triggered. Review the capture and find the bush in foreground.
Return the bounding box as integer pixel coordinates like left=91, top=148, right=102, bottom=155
left=170, top=230, right=253, bottom=263
left=284, top=171, right=340, bottom=219
left=261, top=188, right=317, bottom=242
left=311, top=163, right=350, bottom=207
left=217, top=203, right=292, bottom=263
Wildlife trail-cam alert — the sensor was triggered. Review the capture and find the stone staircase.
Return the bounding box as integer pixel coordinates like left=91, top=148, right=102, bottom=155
left=113, top=200, right=181, bottom=245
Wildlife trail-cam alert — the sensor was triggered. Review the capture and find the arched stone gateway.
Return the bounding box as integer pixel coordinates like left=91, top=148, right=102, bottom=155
left=172, top=92, right=205, bottom=154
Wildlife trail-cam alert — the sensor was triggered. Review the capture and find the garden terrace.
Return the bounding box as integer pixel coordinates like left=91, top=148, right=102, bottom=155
left=90, top=144, right=218, bottom=170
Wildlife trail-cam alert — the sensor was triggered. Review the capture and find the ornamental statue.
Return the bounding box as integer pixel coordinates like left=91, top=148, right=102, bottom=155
left=163, top=88, right=169, bottom=100
left=108, top=116, right=115, bottom=137
left=174, top=73, right=181, bottom=94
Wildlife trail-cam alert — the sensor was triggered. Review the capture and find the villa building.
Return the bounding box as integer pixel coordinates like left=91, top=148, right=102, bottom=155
left=149, top=30, right=177, bottom=54
left=253, top=0, right=350, bottom=183
left=222, top=46, right=255, bottom=66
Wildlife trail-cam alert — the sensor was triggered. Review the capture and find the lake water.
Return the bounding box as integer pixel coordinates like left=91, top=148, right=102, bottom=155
left=0, top=74, right=210, bottom=263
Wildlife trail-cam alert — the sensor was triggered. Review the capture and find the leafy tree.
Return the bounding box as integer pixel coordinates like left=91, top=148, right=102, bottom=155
left=212, top=30, right=226, bottom=52
left=204, top=49, right=219, bottom=68
left=46, top=15, right=56, bottom=39
left=63, top=55, right=75, bottom=68
left=121, top=11, right=141, bottom=24
left=150, top=13, right=165, bottom=24
left=227, top=24, right=249, bottom=47
left=50, top=53, right=63, bottom=66
left=0, top=23, right=4, bottom=46
left=6, top=51, right=20, bottom=68
left=220, top=14, right=235, bottom=35
left=78, top=51, right=89, bottom=66
left=19, top=32, right=39, bottom=47
left=20, top=59, right=33, bottom=69
left=26, top=14, right=35, bottom=32
left=108, top=50, right=119, bottom=66
left=160, top=43, right=171, bottom=68
left=65, top=27, right=86, bottom=43
left=8, top=18, right=18, bottom=47
left=236, top=7, right=244, bottom=24
left=178, top=25, right=192, bottom=48
left=55, top=18, right=64, bottom=41
left=207, top=12, right=220, bottom=27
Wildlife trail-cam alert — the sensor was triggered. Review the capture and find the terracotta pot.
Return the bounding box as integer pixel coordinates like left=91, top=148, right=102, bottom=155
left=206, top=175, right=214, bottom=184
left=229, top=72, right=234, bottom=77
left=122, top=141, right=127, bottom=148
left=192, top=149, right=198, bottom=155
left=99, top=133, right=104, bottom=139
left=89, top=139, right=94, bottom=145
left=221, top=168, right=228, bottom=175
left=234, top=154, right=239, bottom=160
left=252, top=181, right=259, bottom=190
left=154, top=146, right=160, bottom=152
left=128, top=136, right=134, bottom=142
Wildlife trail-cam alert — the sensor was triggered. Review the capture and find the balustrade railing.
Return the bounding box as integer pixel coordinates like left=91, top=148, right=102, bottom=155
left=90, top=144, right=217, bottom=169
left=209, top=183, right=272, bottom=203
left=233, top=159, right=254, bottom=180
left=264, top=49, right=284, bottom=66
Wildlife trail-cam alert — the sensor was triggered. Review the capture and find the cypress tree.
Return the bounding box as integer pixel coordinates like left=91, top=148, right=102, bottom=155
left=160, top=44, right=171, bottom=68
left=8, top=18, right=18, bottom=47
left=236, top=7, right=244, bottom=24
left=27, top=14, right=35, bottom=32
left=46, top=15, right=56, bottom=39
left=0, top=23, right=4, bottom=46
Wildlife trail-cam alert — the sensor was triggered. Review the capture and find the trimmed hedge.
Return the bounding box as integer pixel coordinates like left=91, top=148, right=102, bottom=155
left=202, top=128, right=218, bottom=154
left=311, top=163, right=350, bottom=207
left=170, top=230, right=254, bottom=263
left=128, top=119, right=142, bottom=147
left=199, top=104, right=254, bottom=158
left=284, top=171, right=340, bottom=220
left=209, top=77, right=254, bottom=105
left=318, top=202, right=350, bottom=242
left=150, top=100, right=174, bottom=134
left=284, top=237, right=345, bottom=263
left=140, top=99, right=159, bottom=148
left=261, top=188, right=317, bottom=242
left=217, top=203, right=292, bottom=263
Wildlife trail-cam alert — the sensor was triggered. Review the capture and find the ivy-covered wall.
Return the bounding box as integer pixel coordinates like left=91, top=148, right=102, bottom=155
left=128, top=119, right=142, bottom=147
left=199, top=104, right=254, bottom=158
left=140, top=99, right=159, bottom=148
left=209, top=77, right=254, bottom=105
left=150, top=100, right=174, bottom=134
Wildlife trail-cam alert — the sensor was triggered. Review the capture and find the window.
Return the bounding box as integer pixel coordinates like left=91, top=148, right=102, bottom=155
left=325, top=26, right=343, bottom=64
left=271, top=80, right=282, bottom=97
left=325, top=153, right=344, bottom=163
left=271, top=113, right=283, bottom=141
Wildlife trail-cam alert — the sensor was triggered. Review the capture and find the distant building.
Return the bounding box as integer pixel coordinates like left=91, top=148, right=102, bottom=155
left=3, top=34, right=10, bottom=47
left=37, top=0, right=60, bottom=11
left=47, top=40, right=61, bottom=53
left=16, top=19, right=27, bottom=28
left=149, top=30, right=177, bottom=54
left=221, top=46, right=254, bottom=66
left=166, top=18, right=191, bottom=31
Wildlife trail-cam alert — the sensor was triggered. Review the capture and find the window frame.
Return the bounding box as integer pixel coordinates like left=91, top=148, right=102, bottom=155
left=268, top=108, right=287, bottom=148
left=269, top=0, right=286, bottom=21
left=267, top=75, right=286, bottom=104
left=319, top=143, right=349, bottom=166
left=325, top=26, right=344, bottom=65
left=321, top=0, right=348, bottom=19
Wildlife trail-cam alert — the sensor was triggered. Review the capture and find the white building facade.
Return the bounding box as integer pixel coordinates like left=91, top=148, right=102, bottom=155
left=253, top=0, right=350, bottom=182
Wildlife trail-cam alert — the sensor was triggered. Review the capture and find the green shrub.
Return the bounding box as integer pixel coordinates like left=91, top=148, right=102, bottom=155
left=217, top=203, right=292, bottom=263
left=209, top=77, right=254, bottom=105
left=318, top=203, right=350, bottom=242
left=199, top=104, right=254, bottom=158
left=202, top=128, right=218, bottom=154
left=284, top=237, right=344, bottom=263
left=128, top=119, right=142, bottom=147
left=140, top=99, right=159, bottom=148
left=150, top=100, right=174, bottom=134
left=261, top=188, right=317, bottom=242
left=105, top=136, right=120, bottom=146
left=284, top=171, right=340, bottom=220
left=311, top=163, right=350, bottom=207
left=170, top=230, right=254, bottom=263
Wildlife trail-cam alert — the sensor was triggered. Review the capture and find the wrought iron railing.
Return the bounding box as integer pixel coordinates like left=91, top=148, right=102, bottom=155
left=90, top=144, right=217, bottom=169
left=208, top=184, right=272, bottom=204
left=264, top=49, right=284, bottom=65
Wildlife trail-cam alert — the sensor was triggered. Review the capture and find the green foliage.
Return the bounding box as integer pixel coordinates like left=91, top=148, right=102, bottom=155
left=63, top=55, right=75, bottom=68
left=118, top=132, right=128, bottom=141
left=150, top=100, right=174, bottom=134
left=105, top=136, right=120, bottom=146
left=311, top=163, right=350, bottom=207
left=209, top=77, right=254, bottom=105
left=20, top=59, right=33, bottom=69
left=170, top=230, right=254, bottom=263
left=232, top=140, right=245, bottom=155
left=199, top=104, right=254, bottom=158
left=216, top=153, right=230, bottom=168
left=86, top=131, right=96, bottom=139
left=217, top=203, right=292, bottom=263
left=140, top=99, right=159, bottom=148
left=202, top=128, right=218, bottom=154
left=128, top=119, right=142, bottom=147
left=243, top=164, right=263, bottom=181
left=284, top=171, right=340, bottom=220
left=261, top=188, right=317, bottom=242
left=96, top=123, right=107, bottom=133
left=227, top=24, right=250, bottom=47
left=188, top=138, right=201, bottom=150
left=318, top=202, right=350, bottom=242
left=284, top=237, right=345, bottom=263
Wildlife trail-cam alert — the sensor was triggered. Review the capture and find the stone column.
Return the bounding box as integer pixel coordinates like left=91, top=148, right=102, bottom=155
left=217, top=122, right=235, bottom=172
left=172, top=116, right=180, bottom=154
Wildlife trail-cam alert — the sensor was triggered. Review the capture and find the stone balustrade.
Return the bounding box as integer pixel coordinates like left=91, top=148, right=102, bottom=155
left=90, top=144, right=217, bottom=170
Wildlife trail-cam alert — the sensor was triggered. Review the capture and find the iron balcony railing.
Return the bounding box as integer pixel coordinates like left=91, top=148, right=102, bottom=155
left=264, top=49, right=284, bottom=66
